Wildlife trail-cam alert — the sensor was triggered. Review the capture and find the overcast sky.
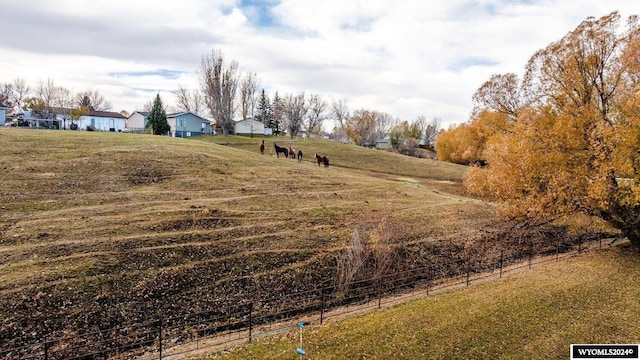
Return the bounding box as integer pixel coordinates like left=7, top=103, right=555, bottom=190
left=0, top=0, right=637, bottom=128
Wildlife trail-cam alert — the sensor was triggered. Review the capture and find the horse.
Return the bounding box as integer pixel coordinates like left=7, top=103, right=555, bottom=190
left=259, top=140, right=265, bottom=155
left=289, top=145, right=296, bottom=160
left=314, top=153, right=322, bottom=167
left=322, top=156, right=329, bottom=168
left=274, top=143, right=289, bottom=158
left=297, top=150, right=303, bottom=163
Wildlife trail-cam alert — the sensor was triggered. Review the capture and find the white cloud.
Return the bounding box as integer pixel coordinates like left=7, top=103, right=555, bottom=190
left=0, top=0, right=637, bottom=127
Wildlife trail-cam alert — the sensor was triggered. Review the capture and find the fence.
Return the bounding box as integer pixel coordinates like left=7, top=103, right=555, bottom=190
left=0, top=237, right=614, bottom=359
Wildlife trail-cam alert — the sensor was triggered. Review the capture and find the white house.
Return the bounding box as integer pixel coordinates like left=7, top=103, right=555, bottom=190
left=167, top=112, right=212, bottom=137
left=235, top=118, right=265, bottom=136
left=0, top=103, right=6, bottom=126
left=126, top=111, right=149, bottom=133
left=76, top=110, right=126, bottom=132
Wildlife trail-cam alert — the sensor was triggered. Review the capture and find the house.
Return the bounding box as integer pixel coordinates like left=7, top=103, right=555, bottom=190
left=126, top=111, right=149, bottom=133
left=167, top=112, right=212, bottom=137
left=235, top=118, right=265, bottom=136
left=76, top=110, right=126, bottom=132
left=19, top=108, right=58, bottom=129
left=0, top=103, right=6, bottom=126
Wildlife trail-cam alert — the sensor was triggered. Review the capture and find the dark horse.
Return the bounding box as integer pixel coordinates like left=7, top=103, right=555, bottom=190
left=259, top=140, right=265, bottom=155
left=314, top=153, right=329, bottom=168
left=297, top=150, right=303, bottom=163
left=274, top=143, right=289, bottom=158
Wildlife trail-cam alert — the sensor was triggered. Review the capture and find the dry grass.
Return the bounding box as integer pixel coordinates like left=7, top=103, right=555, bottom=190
left=0, top=129, right=486, bottom=349
left=204, top=248, right=640, bottom=360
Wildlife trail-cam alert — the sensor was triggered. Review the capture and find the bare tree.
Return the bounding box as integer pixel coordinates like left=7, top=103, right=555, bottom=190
left=199, top=49, right=239, bottom=135
left=283, top=92, right=308, bottom=138
left=75, top=89, right=113, bottom=111
left=332, top=99, right=350, bottom=127
left=175, top=85, right=205, bottom=116
left=11, top=78, right=30, bottom=113
left=54, top=87, right=76, bottom=129
left=238, top=71, right=260, bottom=119
left=0, top=83, right=13, bottom=111
left=305, top=93, right=327, bottom=135
left=36, top=78, right=57, bottom=108
left=425, top=117, right=441, bottom=147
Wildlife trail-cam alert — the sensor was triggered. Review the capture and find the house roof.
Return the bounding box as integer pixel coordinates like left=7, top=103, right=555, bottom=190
left=88, top=110, right=126, bottom=119
left=167, top=111, right=211, bottom=123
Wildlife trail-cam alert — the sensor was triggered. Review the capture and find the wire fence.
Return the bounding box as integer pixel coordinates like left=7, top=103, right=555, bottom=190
left=0, top=236, right=614, bottom=360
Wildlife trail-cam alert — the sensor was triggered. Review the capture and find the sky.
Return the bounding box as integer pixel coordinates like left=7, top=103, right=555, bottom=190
left=0, top=0, right=637, bottom=129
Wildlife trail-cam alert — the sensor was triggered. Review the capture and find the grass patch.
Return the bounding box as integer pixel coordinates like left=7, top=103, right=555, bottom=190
left=206, top=249, right=640, bottom=359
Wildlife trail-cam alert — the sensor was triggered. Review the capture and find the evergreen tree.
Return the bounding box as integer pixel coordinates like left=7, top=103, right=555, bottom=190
left=147, top=93, right=170, bottom=135
left=255, top=89, right=273, bottom=128
left=272, top=91, right=284, bottom=136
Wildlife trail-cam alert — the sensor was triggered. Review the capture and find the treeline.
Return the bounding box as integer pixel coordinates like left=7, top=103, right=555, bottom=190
left=437, top=12, right=640, bottom=248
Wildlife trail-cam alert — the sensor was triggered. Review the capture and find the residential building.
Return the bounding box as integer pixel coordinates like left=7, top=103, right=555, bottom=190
left=167, top=112, right=212, bottom=137
left=235, top=118, right=265, bottom=136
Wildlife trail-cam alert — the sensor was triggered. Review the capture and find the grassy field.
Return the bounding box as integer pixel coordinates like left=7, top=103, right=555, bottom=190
left=205, top=248, right=640, bottom=360
left=0, top=128, right=485, bottom=350
left=0, top=128, right=622, bottom=355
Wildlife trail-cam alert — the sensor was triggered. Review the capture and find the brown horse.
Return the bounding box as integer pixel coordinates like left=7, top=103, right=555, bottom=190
left=259, top=140, right=265, bottom=155
left=314, top=153, right=322, bottom=166
left=297, top=150, right=303, bottom=163
left=288, top=145, right=295, bottom=160
left=322, top=155, right=329, bottom=168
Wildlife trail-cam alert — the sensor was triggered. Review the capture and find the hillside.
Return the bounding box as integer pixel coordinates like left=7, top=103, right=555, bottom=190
left=0, top=129, right=609, bottom=354
left=207, top=249, right=640, bottom=359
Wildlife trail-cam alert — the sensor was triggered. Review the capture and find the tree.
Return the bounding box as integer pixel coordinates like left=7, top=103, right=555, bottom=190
left=346, top=109, right=378, bottom=146
left=305, top=93, right=327, bottom=135
left=75, top=89, right=112, bottom=111
left=272, top=91, right=284, bottom=135
left=331, top=99, right=350, bottom=142
left=239, top=71, right=260, bottom=120
left=175, top=85, right=205, bottom=116
left=283, top=92, right=307, bottom=138
left=424, top=117, right=441, bottom=148
left=465, top=12, right=640, bottom=247
left=54, top=87, right=76, bottom=130
left=199, top=49, right=239, bottom=135
left=147, top=93, right=170, bottom=135
left=12, top=78, right=31, bottom=113
left=255, top=89, right=273, bottom=129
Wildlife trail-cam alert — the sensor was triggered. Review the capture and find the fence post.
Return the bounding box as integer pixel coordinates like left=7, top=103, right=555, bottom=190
left=528, top=243, right=533, bottom=269
left=320, top=288, right=326, bottom=325
left=44, top=340, right=51, bottom=360
left=556, top=239, right=560, bottom=262
left=426, top=267, right=430, bottom=296
left=377, top=277, right=382, bottom=309
left=248, top=303, right=253, bottom=343
left=499, top=250, right=504, bottom=278
left=158, top=319, right=163, bottom=360
left=578, top=238, right=582, bottom=256
left=466, top=254, right=471, bottom=287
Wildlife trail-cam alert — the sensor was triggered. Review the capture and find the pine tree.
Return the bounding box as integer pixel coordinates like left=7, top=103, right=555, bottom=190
left=147, top=93, right=170, bottom=135
left=255, top=89, right=273, bottom=128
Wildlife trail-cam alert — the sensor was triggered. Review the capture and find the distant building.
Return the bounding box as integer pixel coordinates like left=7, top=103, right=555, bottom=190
left=126, top=111, right=150, bottom=133
left=235, top=118, right=265, bottom=136
left=0, top=103, right=5, bottom=126
left=76, top=110, right=126, bottom=132
left=167, top=112, right=212, bottom=137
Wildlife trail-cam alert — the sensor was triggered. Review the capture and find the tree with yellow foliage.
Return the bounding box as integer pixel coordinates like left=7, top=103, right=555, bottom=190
left=465, top=12, right=640, bottom=247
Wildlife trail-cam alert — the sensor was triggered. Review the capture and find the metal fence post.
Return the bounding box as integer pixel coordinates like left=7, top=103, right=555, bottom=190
left=158, top=319, right=163, bottom=360
left=499, top=250, right=504, bottom=278
left=248, top=303, right=253, bottom=343
left=44, top=340, right=51, bottom=360
left=556, top=239, right=560, bottom=262
left=466, top=254, right=471, bottom=287
left=320, top=288, right=326, bottom=325
left=377, top=277, right=382, bottom=309
left=426, top=267, right=430, bottom=296
left=528, top=243, right=533, bottom=269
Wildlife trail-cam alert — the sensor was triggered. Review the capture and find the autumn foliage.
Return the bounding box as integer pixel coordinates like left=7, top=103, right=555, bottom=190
left=445, top=12, right=640, bottom=246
